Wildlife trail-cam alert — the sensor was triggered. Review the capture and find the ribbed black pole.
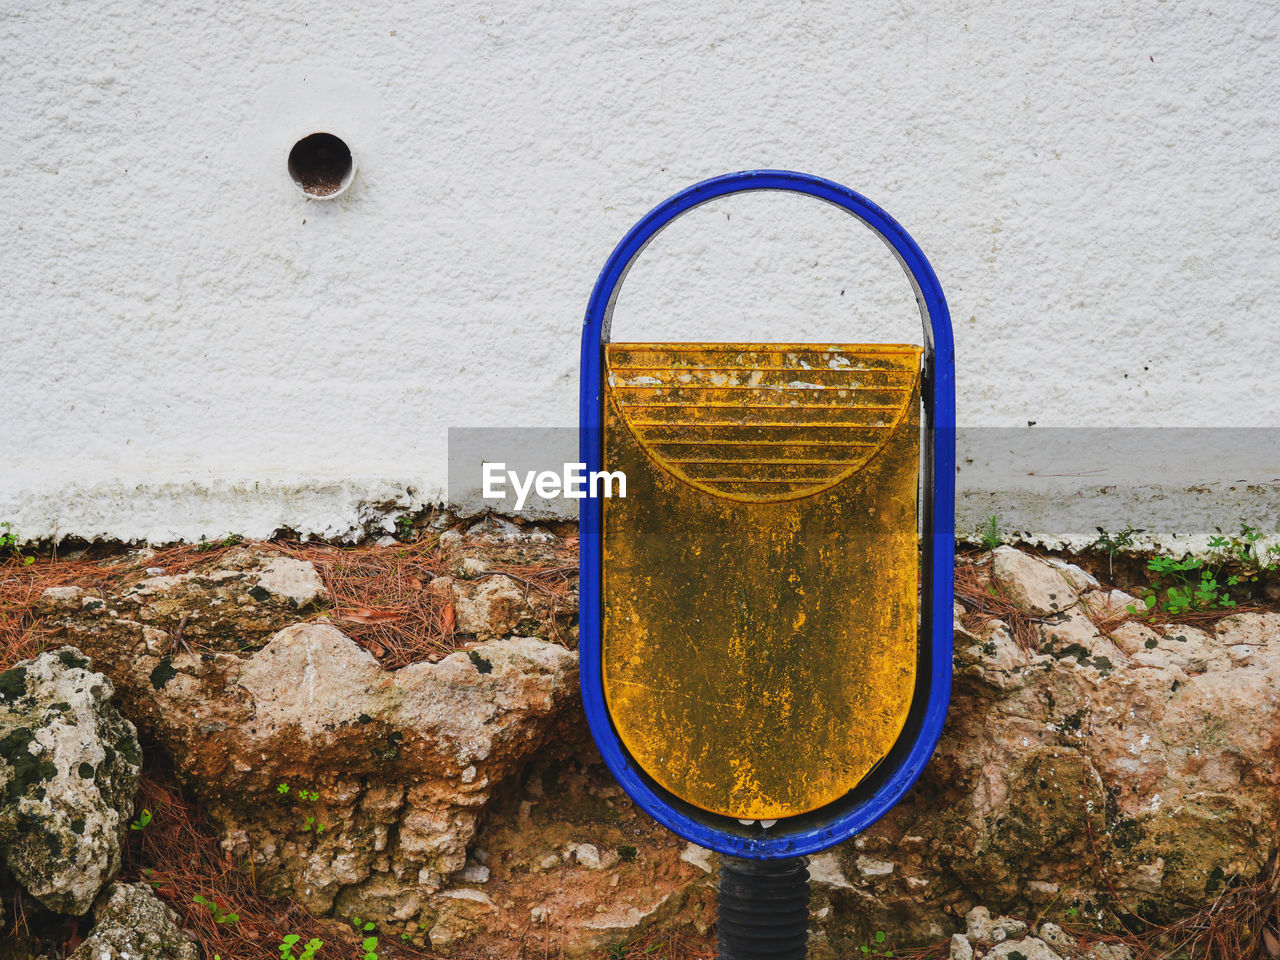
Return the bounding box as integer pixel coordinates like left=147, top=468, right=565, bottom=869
left=717, top=855, right=810, bottom=960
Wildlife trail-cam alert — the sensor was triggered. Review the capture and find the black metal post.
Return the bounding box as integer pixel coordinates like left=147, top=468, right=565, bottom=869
left=717, top=855, right=810, bottom=960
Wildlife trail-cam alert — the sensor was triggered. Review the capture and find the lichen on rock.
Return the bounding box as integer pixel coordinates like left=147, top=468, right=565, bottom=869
left=18, top=542, right=1279, bottom=956
left=68, top=881, right=200, bottom=960
left=38, top=548, right=579, bottom=945
left=0, top=647, right=141, bottom=916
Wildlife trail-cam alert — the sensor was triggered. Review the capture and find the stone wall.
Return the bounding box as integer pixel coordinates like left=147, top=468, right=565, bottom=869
left=12, top=521, right=1280, bottom=957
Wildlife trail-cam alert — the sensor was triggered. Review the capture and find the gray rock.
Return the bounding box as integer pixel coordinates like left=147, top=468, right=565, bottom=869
left=457, top=860, right=491, bottom=884
left=854, top=855, right=894, bottom=879
left=68, top=882, right=199, bottom=960
left=1038, top=922, right=1077, bottom=949
left=0, top=648, right=141, bottom=915
left=574, top=842, right=603, bottom=868
left=991, top=546, right=1082, bottom=615
left=678, top=842, right=715, bottom=874
left=966, top=906, right=1028, bottom=943
left=989, top=939, right=1063, bottom=960
left=949, top=933, right=974, bottom=960
left=39, top=547, right=329, bottom=656
left=808, top=852, right=854, bottom=889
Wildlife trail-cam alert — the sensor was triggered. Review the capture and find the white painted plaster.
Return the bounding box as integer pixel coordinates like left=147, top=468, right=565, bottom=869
left=2, top=1, right=1279, bottom=545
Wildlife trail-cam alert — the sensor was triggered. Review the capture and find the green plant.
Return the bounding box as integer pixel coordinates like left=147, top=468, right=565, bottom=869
left=350, top=917, right=375, bottom=933
left=859, top=929, right=893, bottom=956
left=130, top=808, right=152, bottom=831
left=277, top=935, right=323, bottom=960
left=0, top=522, right=34, bottom=566
left=192, top=893, right=239, bottom=926
left=360, top=936, right=379, bottom=960
left=395, top=515, right=416, bottom=539
left=1127, top=554, right=1237, bottom=618
left=1208, top=522, right=1280, bottom=581
left=978, top=514, right=1002, bottom=551
left=198, top=531, right=242, bottom=552
left=1092, top=524, right=1144, bottom=577
left=278, top=784, right=327, bottom=833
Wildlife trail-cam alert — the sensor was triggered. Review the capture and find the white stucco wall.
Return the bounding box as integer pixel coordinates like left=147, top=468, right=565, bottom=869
left=3, top=1, right=1279, bottom=546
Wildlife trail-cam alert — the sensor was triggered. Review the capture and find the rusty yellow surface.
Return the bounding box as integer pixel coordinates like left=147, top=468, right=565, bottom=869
left=602, top=343, right=922, bottom=820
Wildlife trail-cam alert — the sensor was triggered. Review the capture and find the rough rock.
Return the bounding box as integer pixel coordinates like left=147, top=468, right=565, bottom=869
left=0, top=648, right=141, bottom=915
left=949, top=933, right=974, bottom=960
left=450, top=574, right=575, bottom=642
left=41, top=547, right=327, bottom=654
left=68, top=882, right=200, bottom=960
left=452, top=733, right=717, bottom=955
left=797, top=552, right=1280, bottom=957
left=25, top=544, right=1280, bottom=957
left=988, top=939, right=1063, bottom=960
left=440, top=516, right=567, bottom=569
left=991, top=546, right=1083, bottom=615
left=1037, top=922, right=1077, bottom=949
left=966, top=905, right=1028, bottom=943
left=36, top=577, right=577, bottom=941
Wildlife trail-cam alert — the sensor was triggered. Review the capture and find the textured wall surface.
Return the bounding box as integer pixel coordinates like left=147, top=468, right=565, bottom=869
left=3, top=1, right=1279, bottom=544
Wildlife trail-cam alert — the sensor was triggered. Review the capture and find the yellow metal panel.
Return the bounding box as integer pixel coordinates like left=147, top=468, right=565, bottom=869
left=602, top=343, right=921, bottom=820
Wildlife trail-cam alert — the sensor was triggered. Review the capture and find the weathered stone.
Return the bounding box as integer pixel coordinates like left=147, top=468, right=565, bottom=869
left=1038, top=922, right=1077, bottom=949
left=428, top=889, right=497, bottom=951
left=679, top=843, right=716, bottom=874
left=991, top=546, right=1082, bottom=615
left=1081, top=588, right=1141, bottom=620
left=955, top=620, right=1037, bottom=691
left=855, top=855, right=895, bottom=879
left=966, top=906, right=1027, bottom=943
left=1034, top=610, right=1125, bottom=673
left=21, top=543, right=1279, bottom=958
left=440, top=516, right=565, bottom=569
left=456, top=860, right=490, bottom=884
left=988, top=938, right=1063, bottom=960
left=453, top=576, right=532, bottom=638
left=68, top=882, right=200, bottom=960
left=39, top=547, right=327, bottom=653
left=27, top=606, right=576, bottom=933
left=949, top=934, right=974, bottom=960
left=809, top=852, right=855, bottom=890
left=0, top=648, right=140, bottom=915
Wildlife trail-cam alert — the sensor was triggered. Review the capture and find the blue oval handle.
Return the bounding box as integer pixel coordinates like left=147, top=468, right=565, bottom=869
left=579, top=170, right=955, bottom=858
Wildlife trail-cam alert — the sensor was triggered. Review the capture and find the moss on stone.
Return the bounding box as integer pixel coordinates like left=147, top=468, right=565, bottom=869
left=0, top=666, right=28, bottom=704
left=114, top=735, right=140, bottom=767
left=0, top=727, right=58, bottom=802
left=148, top=659, right=177, bottom=690
left=56, top=650, right=89, bottom=670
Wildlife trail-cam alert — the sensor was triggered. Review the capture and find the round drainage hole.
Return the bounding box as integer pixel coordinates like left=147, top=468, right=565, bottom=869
left=288, top=132, right=354, bottom=198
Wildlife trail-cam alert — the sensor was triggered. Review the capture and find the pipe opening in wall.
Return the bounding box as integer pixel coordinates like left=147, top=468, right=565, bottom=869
left=288, top=133, right=355, bottom=199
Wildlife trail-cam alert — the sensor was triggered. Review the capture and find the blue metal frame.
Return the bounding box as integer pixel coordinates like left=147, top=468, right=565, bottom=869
left=579, top=170, right=955, bottom=858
